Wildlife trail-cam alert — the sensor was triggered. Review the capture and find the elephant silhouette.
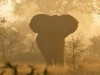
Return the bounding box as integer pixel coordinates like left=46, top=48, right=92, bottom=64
left=29, top=14, right=78, bottom=66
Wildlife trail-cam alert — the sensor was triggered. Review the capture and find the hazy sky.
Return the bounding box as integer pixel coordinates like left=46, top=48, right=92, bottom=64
left=0, top=0, right=100, bottom=39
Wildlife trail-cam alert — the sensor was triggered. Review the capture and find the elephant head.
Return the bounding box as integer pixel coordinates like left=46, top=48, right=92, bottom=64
left=29, top=14, right=78, bottom=66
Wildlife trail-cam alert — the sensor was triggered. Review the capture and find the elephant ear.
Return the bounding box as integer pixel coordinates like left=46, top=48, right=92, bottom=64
left=60, top=15, right=78, bottom=37
left=29, top=14, right=50, bottom=33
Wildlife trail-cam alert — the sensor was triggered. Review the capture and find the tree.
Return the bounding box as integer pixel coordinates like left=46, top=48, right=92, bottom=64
left=0, top=17, right=7, bottom=62
left=89, top=36, right=100, bottom=57
left=65, top=32, right=88, bottom=69
left=0, top=17, right=26, bottom=62
left=12, top=0, right=100, bottom=16
left=7, top=27, right=26, bottom=62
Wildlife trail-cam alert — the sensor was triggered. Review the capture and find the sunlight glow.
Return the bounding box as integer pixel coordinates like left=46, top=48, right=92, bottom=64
left=93, top=13, right=100, bottom=26
left=0, top=0, right=17, bottom=22
left=0, top=0, right=13, bottom=15
left=16, top=0, right=21, bottom=3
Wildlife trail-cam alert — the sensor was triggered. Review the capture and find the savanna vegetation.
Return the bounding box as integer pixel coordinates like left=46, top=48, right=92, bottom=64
left=0, top=0, right=100, bottom=75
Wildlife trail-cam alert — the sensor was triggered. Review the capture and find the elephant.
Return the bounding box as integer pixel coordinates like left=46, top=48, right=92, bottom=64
left=29, top=14, right=78, bottom=66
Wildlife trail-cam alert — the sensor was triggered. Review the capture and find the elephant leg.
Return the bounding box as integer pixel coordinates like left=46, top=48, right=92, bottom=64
left=36, top=35, right=64, bottom=66
left=44, top=46, right=57, bottom=66
left=55, top=40, right=64, bottom=66
left=36, top=35, right=56, bottom=65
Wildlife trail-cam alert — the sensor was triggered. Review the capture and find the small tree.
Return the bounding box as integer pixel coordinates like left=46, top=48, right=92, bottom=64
left=5, top=25, right=28, bottom=62
left=0, top=18, right=25, bottom=62
left=89, top=36, right=100, bottom=57
left=65, top=33, right=88, bottom=69
left=0, top=17, right=7, bottom=62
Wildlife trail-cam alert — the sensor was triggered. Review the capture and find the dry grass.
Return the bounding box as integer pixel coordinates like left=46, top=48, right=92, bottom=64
left=0, top=62, right=100, bottom=75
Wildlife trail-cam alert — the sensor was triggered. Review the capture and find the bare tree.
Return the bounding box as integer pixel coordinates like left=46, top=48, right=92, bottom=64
left=89, top=36, right=100, bottom=57
left=0, top=17, right=7, bottom=62
left=5, top=26, right=27, bottom=61
left=65, top=32, right=88, bottom=69
left=0, top=18, right=26, bottom=62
